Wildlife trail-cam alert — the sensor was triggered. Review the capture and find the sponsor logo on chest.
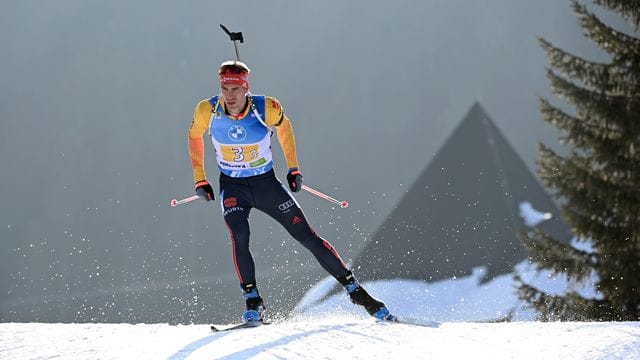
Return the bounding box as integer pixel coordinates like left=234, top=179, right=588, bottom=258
left=227, top=124, right=247, bottom=142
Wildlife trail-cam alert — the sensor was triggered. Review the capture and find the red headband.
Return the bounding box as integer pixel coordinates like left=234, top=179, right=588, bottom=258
left=219, top=73, right=249, bottom=88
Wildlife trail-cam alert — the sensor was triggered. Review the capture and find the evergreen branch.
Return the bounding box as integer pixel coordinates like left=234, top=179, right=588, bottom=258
left=538, top=150, right=640, bottom=214
left=563, top=152, right=639, bottom=195
left=515, top=277, right=608, bottom=321
left=539, top=97, right=623, bottom=149
left=535, top=144, right=565, bottom=197
left=537, top=149, right=639, bottom=247
left=592, top=0, right=640, bottom=30
left=546, top=69, right=639, bottom=130
left=596, top=258, right=640, bottom=320
left=539, top=98, right=640, bottom=166
left=572, top=0, right=640, bottom=57
left=563, top=206, right=637, bottom=248
left=539, top=38, right=640, bottom=96
left=519, top=229, right=595, bottom=282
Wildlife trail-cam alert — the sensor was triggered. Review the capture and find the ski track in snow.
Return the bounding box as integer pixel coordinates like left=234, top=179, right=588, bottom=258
left=1, top=318, right=639, bottom=360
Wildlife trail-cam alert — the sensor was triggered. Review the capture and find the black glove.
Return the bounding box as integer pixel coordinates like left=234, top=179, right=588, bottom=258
left=286, top=168, right=303, bottom=192
left=195, top=180, right=214, bottom=201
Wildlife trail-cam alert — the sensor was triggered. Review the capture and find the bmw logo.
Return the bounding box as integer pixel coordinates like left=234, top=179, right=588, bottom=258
left=228, top=125, right=247, bottom=142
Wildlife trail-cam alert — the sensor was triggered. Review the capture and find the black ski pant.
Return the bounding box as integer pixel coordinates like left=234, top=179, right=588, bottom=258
left=218, top=169, right=350, bottom=290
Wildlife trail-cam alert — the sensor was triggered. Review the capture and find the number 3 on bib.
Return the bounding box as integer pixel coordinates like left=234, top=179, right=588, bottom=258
left=222, top=144, right=258, bottom=162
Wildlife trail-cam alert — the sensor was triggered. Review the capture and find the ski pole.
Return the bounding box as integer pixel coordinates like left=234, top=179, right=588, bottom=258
left=301, top=185, right=349, bottom=209
left=170, top=195, right=201, bottom=207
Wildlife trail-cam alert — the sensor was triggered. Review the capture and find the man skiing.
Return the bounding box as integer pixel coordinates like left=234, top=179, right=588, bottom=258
left=187, top=60, right=396, bottom=324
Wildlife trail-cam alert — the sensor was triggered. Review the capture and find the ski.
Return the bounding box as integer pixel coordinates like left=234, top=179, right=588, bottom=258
left=389, top=317, right=441, bottom=328
left=209, top=317, right=437, bottom=332
left=210, top=320, right=270, bottom=333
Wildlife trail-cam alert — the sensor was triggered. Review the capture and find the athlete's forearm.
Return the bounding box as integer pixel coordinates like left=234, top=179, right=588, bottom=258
left=276, top=116, right=299, bottom=169
left=188, top=135, right=207, bottom=183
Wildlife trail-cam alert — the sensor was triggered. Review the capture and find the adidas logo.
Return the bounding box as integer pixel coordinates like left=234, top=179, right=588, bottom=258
left=291, top=216, right=302, bottom=225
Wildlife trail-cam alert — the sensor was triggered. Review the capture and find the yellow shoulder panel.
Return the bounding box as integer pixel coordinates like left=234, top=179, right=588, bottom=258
left=264, top=96, right=285, bottom=127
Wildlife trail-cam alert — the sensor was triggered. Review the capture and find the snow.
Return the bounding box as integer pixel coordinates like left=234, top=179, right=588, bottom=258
left=1, top=259, right=638, bottom=360
left=1, top=319, right=639, bottom=359
left=0, top=195, right=633, bottom=360
left=1, top=265, right=637, bottom=359
left=519, top=201, right=553, bottom=227
left=295, top=257, right=599, bottom=323
left=297, top=267, right=521, bottom=322
left=2, top=239, right=634, bottom=359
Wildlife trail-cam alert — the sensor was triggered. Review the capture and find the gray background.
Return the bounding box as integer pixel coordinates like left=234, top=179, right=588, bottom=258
left=0, top=1, right=625, bottom=323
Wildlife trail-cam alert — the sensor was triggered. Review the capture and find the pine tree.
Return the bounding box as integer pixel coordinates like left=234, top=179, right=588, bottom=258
left=516, top=0, right=640, bottom=321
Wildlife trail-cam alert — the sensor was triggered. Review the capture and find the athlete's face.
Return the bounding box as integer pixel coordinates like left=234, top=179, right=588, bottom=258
left=221, top=84, right=248, bottom=115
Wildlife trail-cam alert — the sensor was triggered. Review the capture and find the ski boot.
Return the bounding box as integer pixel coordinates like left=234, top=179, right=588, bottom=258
left=241, top=287, right=265, bottom=325
left=341, top=273, right=397, bottom=321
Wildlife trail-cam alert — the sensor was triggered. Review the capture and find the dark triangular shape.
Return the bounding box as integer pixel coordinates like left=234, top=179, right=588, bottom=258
left=352, top=102, right=570, bottom=283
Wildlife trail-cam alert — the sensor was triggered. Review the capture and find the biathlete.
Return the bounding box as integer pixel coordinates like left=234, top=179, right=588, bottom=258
left=187, top=60, right=396, bottom=323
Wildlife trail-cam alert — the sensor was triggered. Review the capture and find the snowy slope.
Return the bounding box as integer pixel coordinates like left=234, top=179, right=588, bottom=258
left=2, top=213, right=637, bottom=359
left=295, top=264, right=596, bottom=323
left=1, top=319, right=639, bottom=359
left=295, top=237, right=599, bottom=323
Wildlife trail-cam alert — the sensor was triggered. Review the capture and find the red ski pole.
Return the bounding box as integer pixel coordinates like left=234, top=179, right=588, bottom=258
left=301, top=185, right=349, bottom=209
left=170, top=195, right=201, bottom=207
